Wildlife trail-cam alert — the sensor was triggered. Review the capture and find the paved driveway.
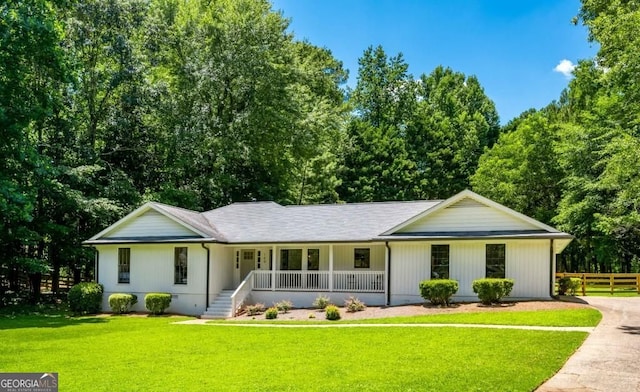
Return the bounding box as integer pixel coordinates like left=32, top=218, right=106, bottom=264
left=537, top=296, right=640, bottom=392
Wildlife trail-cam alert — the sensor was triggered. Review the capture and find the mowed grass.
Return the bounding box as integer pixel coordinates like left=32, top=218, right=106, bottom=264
left=0, top=314, right=589, bottom=391
left=582, top=287, right=640, bottom=297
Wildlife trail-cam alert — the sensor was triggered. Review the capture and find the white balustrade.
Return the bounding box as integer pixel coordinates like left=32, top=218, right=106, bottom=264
left=251, top=270, right=384, bottom=293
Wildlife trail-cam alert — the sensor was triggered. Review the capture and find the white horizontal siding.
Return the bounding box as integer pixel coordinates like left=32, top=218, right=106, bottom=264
left=104, top=210, right=199, bottom=238
left=450, top=243, right=485, bottom=297
left=97, top=243, right=208, bottom=315
left=507, top=240, right=551, bottom=298
left=333, top=245, right=385, bottom=271
left=398, top=198, right=539, bottom=233
left=389, top=239, right=553, bottom=305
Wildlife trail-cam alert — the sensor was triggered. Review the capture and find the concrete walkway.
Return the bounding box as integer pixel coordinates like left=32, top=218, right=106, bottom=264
left=174, top=318, right=593, bottom=332
left=537, top=297, right=640, bottom=392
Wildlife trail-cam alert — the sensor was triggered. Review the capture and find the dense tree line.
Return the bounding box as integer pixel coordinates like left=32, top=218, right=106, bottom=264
left=1, top=0, right=637, bottom=302
left=473, top=0, right=640, bottom=273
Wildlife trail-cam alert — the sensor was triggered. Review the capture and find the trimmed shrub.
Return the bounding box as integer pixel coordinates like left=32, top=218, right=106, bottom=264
left=68, top=282, right=104, bottom=315
left=344, top=296, right=366, bottom=312
left=245, top=303, right=265, bottom=316
left=418, top=279, right=459, bottom=306
left=275, top=300, right=293, bottom=313
left=472, top=278, right=515, bottom=305
left=265, top=307, right=278, bottom=319
left=312, top=294, right=331, bottom=310
left=144, top=293, right=172, bottom=315
left=558, top=277, right=581, bottom=296
left=108, top=293, right=138, bottom=314
left=325, top=305, right=341, bottom=320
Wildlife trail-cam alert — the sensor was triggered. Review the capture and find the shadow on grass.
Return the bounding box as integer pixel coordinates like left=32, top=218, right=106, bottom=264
left=0, top=314, right=108, bottom=330
left=0, top=305, right=108, bottom=330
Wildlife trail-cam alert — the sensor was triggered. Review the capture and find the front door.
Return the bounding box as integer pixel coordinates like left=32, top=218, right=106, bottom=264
left=240, top=250, right=255, bottom=281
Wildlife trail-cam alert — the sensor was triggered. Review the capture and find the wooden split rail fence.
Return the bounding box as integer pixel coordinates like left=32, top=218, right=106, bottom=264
left=556, top=272, right=640, bottom=295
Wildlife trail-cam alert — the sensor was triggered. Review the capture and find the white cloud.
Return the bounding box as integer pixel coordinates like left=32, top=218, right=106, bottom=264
left=554, top=59, right=576, bottom=78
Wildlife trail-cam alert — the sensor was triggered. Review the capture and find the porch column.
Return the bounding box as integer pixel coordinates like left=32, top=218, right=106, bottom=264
left=329, top=244, right=334, bottom=292
left=384, top=243, right=390, bottom=305
left=271, top=245, right=277, bottom=291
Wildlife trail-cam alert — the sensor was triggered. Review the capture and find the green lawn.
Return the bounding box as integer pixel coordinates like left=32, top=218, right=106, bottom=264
left=0, top=312, right=592, bottom=391
left=581, top=287, right=640, bottom=297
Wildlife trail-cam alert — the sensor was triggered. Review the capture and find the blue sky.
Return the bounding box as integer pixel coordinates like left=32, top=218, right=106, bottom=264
left=271, top=0, right=598, bottom=124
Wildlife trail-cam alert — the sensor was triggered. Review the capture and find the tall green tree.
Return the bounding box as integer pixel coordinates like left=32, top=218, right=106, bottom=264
left=408, top=66, right=500, bottom=199
left=339, top=46, right=417, bottom=202
left=145, top=0, right=346, bottom=208
left=471, top=112, right=563, bottom=224
left=0, top=0, right=73, bottom=297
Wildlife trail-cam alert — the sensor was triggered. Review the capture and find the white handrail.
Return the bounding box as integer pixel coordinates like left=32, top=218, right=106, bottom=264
left=230, top=271, right=254, bottom=317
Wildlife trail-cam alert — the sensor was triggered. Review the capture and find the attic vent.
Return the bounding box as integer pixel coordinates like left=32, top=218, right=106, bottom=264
left=446, top=198, right=485, bottom=209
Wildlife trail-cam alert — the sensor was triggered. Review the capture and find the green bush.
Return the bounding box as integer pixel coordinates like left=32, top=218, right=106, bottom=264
left=144, top=293, right=172, bottom=315
left=418, top=279, right=459, bottom=306
left=344, top=296, right=366, bottom=312
left=558, top=277, right=581, bottom=296
left=312, top=294, right=331, bottom=310
left=275, top=300, right=293, bottom=313
left=68, top=282, right=104, bottom=315
left=108, top=293, right=138, bottom=314
left=472, top=278, right=515, bottom=305
left=245, top=303, right=265, bottom=316
left=325, top=305, right=341, bottom=320
left=265, top=307, right=278, bottom=319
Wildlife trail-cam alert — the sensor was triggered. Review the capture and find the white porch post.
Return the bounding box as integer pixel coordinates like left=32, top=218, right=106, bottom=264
left=271, top=245, right=277, bottom=291
left=302, top=247, right=308, bottom=289
left=329, top=244, right=334, bottom=292
left=384, top=243, right=390, bottom=305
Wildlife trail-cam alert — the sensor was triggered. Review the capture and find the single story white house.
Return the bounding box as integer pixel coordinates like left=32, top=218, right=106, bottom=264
left=84, top=190, right=573, bottom=317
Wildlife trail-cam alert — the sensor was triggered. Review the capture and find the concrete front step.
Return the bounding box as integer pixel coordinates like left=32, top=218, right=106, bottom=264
left=201, top=290, right=236, bottom=319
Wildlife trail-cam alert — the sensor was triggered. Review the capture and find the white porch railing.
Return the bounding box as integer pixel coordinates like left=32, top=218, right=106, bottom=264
left=231, top=270, right=254, bottom=316
left=252, top=270, right=384, bottom=293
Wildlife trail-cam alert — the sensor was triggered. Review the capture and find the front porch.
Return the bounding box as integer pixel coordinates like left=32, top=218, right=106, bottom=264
left=252, top=270, right=384, bottom=292
left=210, top=243, right=389, bottom=317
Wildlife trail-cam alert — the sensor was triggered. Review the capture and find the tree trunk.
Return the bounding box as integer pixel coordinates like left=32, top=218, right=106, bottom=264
left=29, top=272, right=42, bottom=304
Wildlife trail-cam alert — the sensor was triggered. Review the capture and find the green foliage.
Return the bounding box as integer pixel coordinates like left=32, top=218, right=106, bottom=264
left=344, top=296, right=366, bottom=312
left=274, top=300, right=293, bottom=313
left=472, top=112, right=563, bottom=224
left=68, top=282, right=104, bottom=315
left=312, top=294, right=331, bottom=310
left=325, top=305, right=341, bottom=320
left=419, top=279, right=459, bottom=306
left=144, top=293, right=172, bottom=315
left=472, top=279, right=515, bottom=305
left=245, top=303, right=265, bottom=316
left=108, top=293, right=138, bottom=314
left=558, top=277, right=582, bottom=296
left=408, top=66, right=500, bottom=199
left=264, top=307, right=278, bottom=319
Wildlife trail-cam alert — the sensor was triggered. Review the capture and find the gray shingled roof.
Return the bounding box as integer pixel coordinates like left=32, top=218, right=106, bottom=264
left=201, top=200, right=441, bottom=243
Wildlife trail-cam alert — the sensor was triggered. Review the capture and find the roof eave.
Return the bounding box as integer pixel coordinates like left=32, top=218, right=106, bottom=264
left=83, top=237, right=220, bottom=245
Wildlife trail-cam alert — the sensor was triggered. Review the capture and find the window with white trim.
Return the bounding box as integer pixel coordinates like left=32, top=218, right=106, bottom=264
left=354, top=248, right=370, bottom=269
left=486, top=244, right=506, bottom=278
left=118, top=248, right=130, bottom=284
left=174, top=247, right=188, bottom=284
left=431, top=245, right=449, bottom=279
